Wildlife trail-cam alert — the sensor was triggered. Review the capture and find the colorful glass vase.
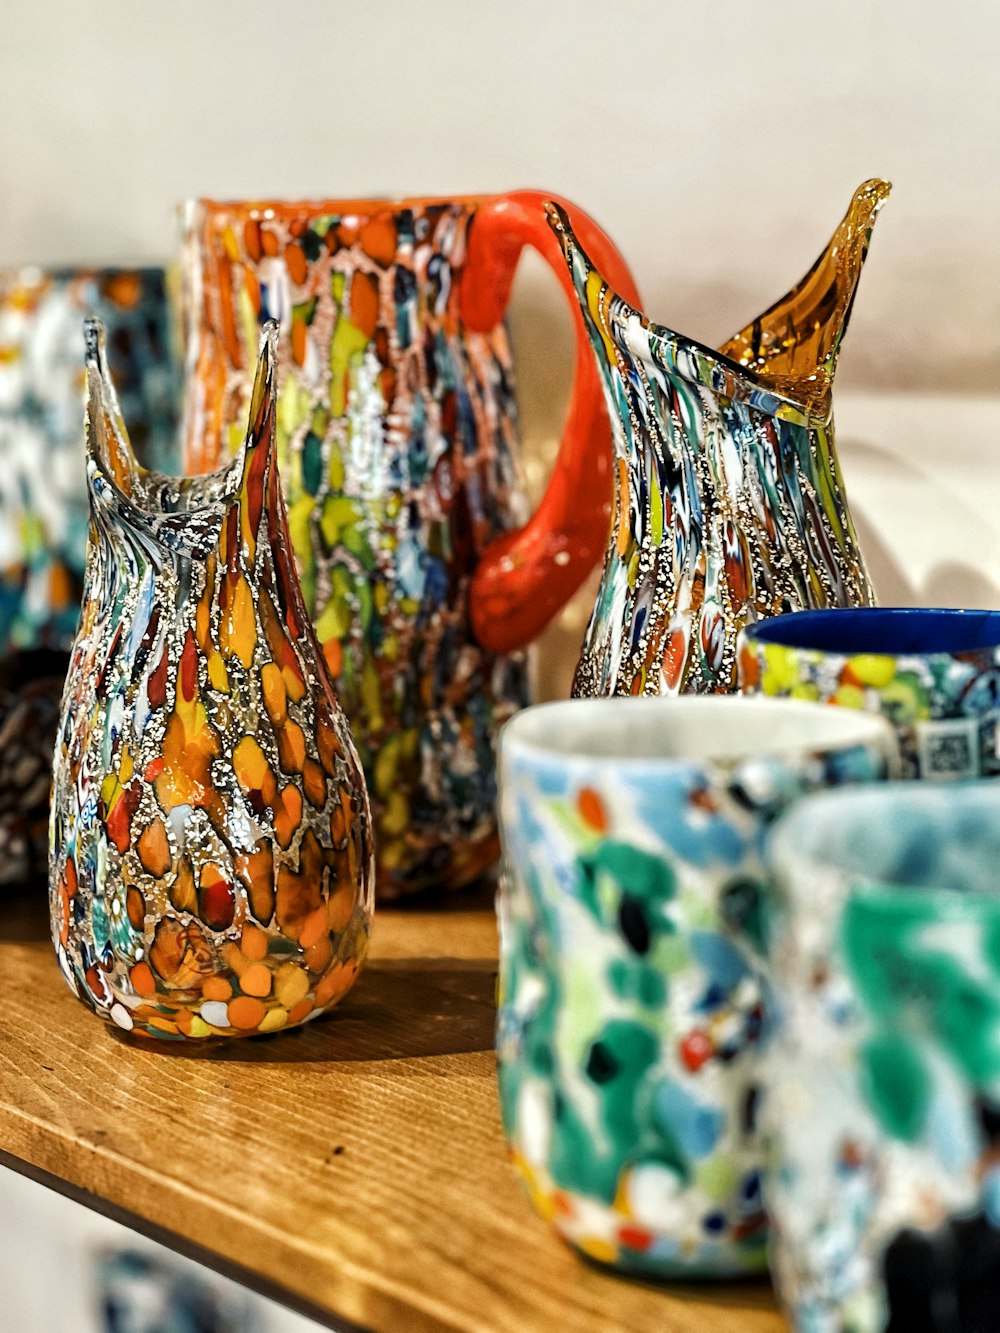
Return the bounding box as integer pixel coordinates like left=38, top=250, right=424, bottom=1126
left=49, top=319, right=374, bottom=1040
left=739, top=607, right=1000, bottom=780
left=0, top=265, right=180, bottom=887
left=548, top=180, right=890, bottom=698
left=180, top=191, right=640, bottom=896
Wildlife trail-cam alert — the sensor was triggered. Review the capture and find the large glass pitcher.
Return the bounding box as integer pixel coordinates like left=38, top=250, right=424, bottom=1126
left=181, top=192, right=639, bottom=895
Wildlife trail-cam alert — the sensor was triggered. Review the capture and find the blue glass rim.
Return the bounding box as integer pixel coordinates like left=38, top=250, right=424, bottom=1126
left=744, top=608, right=1000, bottom=656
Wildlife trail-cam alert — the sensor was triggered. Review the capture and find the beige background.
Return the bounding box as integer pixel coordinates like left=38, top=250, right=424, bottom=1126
left=2, top=0, right=999, bottom=692
left=3, top=0, right=998, bottom=388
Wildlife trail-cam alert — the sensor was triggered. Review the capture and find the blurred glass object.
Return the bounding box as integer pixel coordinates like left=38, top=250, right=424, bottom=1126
left=94, top=1247, right=261, bottom=1333
left=0, top=266, right=180, bottom=888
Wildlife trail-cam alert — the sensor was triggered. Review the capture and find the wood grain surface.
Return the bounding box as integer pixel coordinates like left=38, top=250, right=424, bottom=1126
left=0, top=882, right=787, bottom=1332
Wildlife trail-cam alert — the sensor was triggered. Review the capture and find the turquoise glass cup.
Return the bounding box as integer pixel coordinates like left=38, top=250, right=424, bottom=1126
left=764, top=781, right=1000, bottom=1330
left=496, top=695, right=897, bottom=1279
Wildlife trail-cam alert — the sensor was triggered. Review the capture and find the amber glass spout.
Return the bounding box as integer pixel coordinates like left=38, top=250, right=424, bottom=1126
left=719, top=179, right=891, bottom=414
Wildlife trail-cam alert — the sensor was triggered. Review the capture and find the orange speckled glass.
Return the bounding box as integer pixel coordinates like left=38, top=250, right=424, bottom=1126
left=49, top=320, right=374, bottom=1040
left=182, top=191, right=640, bottom=895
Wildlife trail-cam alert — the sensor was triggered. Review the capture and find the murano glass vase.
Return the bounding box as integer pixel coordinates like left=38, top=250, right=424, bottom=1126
left=49, top=319, right=374, bottom=1040
left=549, top=179, right=890, bottom=697
left=181, top=192, right=640, bottom=895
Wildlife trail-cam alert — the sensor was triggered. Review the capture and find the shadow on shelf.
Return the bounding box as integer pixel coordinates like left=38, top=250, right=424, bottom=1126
left=576, top=1247, right=778, bottom=1310
left=111, top=956, right=499, bottom=1065
left=0, top=884, right=49, bottom=942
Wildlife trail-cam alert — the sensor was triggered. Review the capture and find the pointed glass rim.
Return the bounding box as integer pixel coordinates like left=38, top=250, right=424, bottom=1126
left=546, top=178, right=890, bottom=427
left=83, top=316, right=279, bottom=537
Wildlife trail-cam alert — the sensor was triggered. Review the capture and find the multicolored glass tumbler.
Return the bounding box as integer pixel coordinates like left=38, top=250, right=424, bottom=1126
left=181, top=192, right=640, bottom=896
left=49, top=320, right=374, bottom=1040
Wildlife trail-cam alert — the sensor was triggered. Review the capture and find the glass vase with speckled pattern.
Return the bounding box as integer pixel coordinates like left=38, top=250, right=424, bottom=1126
left=49, top=319, right=374, bottom=1041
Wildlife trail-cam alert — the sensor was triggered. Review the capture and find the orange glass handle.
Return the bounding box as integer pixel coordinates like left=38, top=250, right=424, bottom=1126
left=462, top=190, right=641, bottom=655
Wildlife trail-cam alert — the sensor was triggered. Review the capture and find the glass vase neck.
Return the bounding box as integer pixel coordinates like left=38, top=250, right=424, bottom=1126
left=84, top=317, right=281, bottom=560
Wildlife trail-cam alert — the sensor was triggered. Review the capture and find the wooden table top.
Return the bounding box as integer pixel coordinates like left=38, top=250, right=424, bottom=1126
left=0, top=881, right=786, bottom=1332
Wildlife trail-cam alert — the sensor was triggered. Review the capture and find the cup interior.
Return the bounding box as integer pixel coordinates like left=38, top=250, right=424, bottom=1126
left=745, top=607, right=1000, bottom=656
left=502, top=696, right=892, bottom=767
left=772, top=781, right=1000, bottom=896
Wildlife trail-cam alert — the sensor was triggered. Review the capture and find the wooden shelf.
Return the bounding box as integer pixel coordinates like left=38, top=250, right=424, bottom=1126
left=0, top=882, right=786, bottom=1332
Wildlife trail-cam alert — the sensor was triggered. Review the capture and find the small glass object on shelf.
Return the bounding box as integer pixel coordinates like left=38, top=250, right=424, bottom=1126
left=49, top=319, right=373, bottom=1040
left=0, top=265, right=180, bottom=886
left=739, top=606, right=1000, bottom=780
left=765, top=781, right=1000, bottom=1330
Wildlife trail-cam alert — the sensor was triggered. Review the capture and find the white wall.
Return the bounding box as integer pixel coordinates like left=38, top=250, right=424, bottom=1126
left=1, top=0, right=998, bottom=392
left=0, top=1166, right=322, bottom=1332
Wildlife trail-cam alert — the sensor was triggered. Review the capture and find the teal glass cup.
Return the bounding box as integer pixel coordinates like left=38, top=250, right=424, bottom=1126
left=764, top=781, right=1000, bottom=1330
left=495, top=695, right=897, bottom=1279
